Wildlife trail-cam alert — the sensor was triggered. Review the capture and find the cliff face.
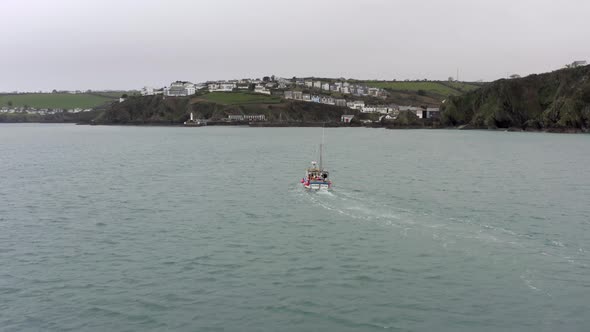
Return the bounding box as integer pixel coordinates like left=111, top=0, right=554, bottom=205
left=96, top=95, right=193, bottom=124
left=95, top=95, right=361, bottom=125
left=441, top=66, right=590, bottom=130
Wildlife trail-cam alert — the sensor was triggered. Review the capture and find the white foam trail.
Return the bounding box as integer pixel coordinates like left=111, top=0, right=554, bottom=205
left=291, top=182, right=587, bottom=272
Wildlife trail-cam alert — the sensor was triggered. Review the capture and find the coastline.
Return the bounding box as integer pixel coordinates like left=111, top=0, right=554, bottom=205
left=79, top=122, right=589, bottom=133
left=2, top=120, right=587, bottom=133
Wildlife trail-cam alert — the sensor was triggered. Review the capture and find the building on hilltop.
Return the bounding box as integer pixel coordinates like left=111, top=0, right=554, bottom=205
left=254, top=84, right=271, bottom=95
left=208, top=83, right=236, bottom=92
left=330, top=84, right=340, bottom=92
left=141, top=86, right=155, bottom=96
left=368, top=87, right=381, bottom=97
left=165, top=81, right=196, bottom=96
left=570, top=60, right=587, bottom=68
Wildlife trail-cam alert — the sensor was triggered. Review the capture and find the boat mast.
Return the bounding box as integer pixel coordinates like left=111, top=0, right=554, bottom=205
left=319, top=126, right=325, bottom=170
left=319, top=143, right=323, bottom=170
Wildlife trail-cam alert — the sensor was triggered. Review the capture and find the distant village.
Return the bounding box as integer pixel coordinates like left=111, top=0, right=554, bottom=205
left=0, top=107, right=93, bottom=115
left=3, top=60, right=587, bottom=120
left=141, top=76, right=441, bottom=123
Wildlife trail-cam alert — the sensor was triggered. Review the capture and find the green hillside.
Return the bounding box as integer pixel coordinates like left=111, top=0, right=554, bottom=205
left=364, top=81, right=481, bottom=96
left=0, top=93, right=118, bottom=109
left=96, top=94, right=360, bottom=125
left=441, top=65, right=590, bottom=130
left=199, top=92, right=281, bottom=105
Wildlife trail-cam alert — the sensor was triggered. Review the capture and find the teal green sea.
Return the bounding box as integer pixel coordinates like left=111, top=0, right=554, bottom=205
left=1, top=124, right=589, bottom=331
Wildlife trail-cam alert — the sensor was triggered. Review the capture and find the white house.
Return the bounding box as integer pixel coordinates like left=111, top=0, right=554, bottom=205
left=165, top=81, right=196, bottom=96
left=244, top=114, right=266, bottom=121
left=347, top=100, right=365, bottom=110
left=570, top=60, right=587, bottom=68
left=313, top=81, right=322, bottom=89
left=229, top=114, right=265, bottom=121
left=321, top=83, right=330, bottom=91
left=186, top=85, right=196, bottom=96
left=355, top=87, right=367, bottom=96
left=368, top=87, right=381, bottom=97
left=254, top=84, right=271, bottom=95
left=228, top=114, right=245, bottom=121
left=374, top=106, right=391, bottom=114
left=304, top=80, right=313, bottom=87
left=208, top=83, right=236, bottom=92
left=141, top=86, right=155, bottom=96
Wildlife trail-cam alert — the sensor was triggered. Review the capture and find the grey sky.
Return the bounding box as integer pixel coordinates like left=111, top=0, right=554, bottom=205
left=2, top=0, right=589, bottom=91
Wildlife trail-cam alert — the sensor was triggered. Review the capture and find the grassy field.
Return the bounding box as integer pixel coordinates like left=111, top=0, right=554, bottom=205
left=364, top=81, right=481, bottom=96
left=0, top=93, right=118, bottom=109
left=199, top=92, right=282, bottom=105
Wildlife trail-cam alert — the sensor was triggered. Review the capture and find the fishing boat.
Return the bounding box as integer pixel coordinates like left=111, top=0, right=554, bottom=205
left=301, top=129, right=332, bottom=191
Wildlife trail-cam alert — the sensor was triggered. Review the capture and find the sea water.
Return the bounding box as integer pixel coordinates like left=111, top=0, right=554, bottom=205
left=1, top=124, right=589, bottom=331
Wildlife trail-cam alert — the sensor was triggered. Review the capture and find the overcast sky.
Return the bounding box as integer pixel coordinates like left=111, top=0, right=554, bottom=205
left=2, top=0, right=589, bottom=91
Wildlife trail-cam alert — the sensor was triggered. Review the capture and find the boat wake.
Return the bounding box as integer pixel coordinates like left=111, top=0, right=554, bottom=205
left=289, top=183, right=587, bottom=295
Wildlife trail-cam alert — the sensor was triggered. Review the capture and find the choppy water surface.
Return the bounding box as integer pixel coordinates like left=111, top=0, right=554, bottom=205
left=1, top=124, right=589, bottom=331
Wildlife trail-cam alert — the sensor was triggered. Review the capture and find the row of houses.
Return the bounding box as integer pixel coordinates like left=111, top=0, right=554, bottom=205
left=283, top=90, right=440, bottom=118
left=283, top=90, right=395, bottom=114
left=227, top=114, right=266, bottom=121
left=143, top=76, right=387, bottom=98
left=141, top=81, right=207, bottom=97
left=284, top=91, right=348, bottom=106
left=360, top=105, right=440, bottom=118
left=295, top=80, right=386, bottom=97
